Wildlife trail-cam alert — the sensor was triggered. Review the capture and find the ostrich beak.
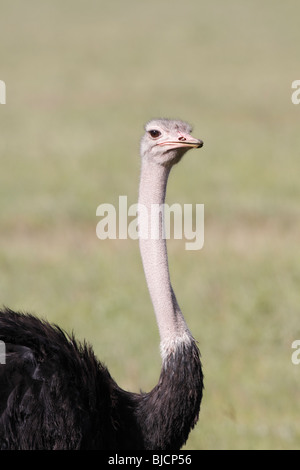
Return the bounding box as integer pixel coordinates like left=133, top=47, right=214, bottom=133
left=158, top=134, right=203, bottom=149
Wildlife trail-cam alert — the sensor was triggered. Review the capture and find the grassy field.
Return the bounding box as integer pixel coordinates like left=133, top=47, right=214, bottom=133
left=1, top=0, right=300, bottom=449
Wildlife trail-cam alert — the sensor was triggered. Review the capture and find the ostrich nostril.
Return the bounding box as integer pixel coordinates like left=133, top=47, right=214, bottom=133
left=178, top=136, right=186, bottom=141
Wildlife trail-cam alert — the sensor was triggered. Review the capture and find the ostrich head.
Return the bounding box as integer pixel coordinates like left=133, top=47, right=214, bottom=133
left=140, top=118, right=203, bottom=167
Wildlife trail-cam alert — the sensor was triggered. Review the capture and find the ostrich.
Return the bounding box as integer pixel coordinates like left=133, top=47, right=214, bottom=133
left=0, top=118, right=204, bottom=450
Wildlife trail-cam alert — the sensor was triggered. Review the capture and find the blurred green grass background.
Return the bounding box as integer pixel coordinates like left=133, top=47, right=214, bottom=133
left=1, top=0, right=300, bottom=449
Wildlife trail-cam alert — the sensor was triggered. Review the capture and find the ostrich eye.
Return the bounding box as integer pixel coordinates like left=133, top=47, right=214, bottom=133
left=149, top=129, right=161, bottom=139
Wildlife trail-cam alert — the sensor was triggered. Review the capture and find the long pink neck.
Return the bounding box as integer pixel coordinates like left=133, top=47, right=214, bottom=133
left=138, top=158, right=192, bottom=359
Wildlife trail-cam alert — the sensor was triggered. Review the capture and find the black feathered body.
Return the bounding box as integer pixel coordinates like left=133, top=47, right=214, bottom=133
left=0, top=308, right=203, bottom=450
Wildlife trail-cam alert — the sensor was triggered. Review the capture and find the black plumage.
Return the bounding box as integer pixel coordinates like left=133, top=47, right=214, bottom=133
left=0, top=308, right=203, bottom=450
